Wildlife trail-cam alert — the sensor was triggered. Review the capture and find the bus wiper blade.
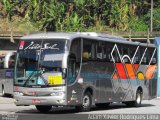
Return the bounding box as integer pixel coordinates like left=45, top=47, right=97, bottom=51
left=23, top=71, right=36, bottom=87
left=39, top=72, right=49, bottom=87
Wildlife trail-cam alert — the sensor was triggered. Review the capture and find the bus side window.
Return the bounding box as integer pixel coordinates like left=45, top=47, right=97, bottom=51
left=9, top=55, right=15, bottom=68
left=148, top=48, right=157, bottom=65
left=112, top=44, right=121, bottom=63
left=133, top=46, right=141, bottom=64
left=70, top=39, right=81, bottom=62
left=83, top=39, right=92, bottom=61
left=68, top=54, right=80, bottom=84
left=129, top=45, right=137, bottom=62
left=0, top=57, right=4, bottom=69
left=121, top=45, right=129, bottom=63
left=140, top=47, right=147, bottom=64
left=68, top=39, right=81, bottom=84
left=96, top=44, right=103, bottom=60
left=68, top=55, right=74, bottom=84
left=103, top=43, right=113, bottom=62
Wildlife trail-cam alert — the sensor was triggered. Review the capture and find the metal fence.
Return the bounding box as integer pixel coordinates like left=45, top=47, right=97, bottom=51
left=0, top=30, right=160, bottom=43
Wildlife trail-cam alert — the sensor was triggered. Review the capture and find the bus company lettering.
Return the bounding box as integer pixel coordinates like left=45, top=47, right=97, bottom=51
left=24, top=42, right=59, bottom=50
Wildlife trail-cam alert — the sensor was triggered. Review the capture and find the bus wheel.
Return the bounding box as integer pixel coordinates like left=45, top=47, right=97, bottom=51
left=95, top=103, right=110, bottom=108
left=125, top=89, right=142, bottom=107
left=2, top=86, right=5, bottom=97
left=134, top=89, right=142, bottom=107
left=35, top=105, right=52, bottom=113
left=75, top=92, right=92, bottom=112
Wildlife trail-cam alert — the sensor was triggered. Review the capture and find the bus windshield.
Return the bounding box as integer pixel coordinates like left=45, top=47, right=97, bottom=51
left=14, top=39, right=67, bottom=87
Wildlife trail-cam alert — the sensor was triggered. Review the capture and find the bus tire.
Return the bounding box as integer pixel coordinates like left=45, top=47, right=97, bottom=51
left=2, top=86, right=5, bottom=97
left=125, top=89, right=142, bottom=107
left=35, top=105, right=52, bottom=113
left=95, top=103, right=110, bottom=108
left=134, top=89, right=142, bottom=107
left=75, top=92, right=92, bottom=112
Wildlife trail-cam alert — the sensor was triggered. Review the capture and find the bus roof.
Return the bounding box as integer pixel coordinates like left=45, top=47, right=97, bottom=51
left=21, top=32, right=155, bottom=47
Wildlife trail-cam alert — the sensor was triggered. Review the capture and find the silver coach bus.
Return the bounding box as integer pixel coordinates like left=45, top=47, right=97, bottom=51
left=0, top=52, right=16, bottom=96
left=13, top=32, right=157, bottom=113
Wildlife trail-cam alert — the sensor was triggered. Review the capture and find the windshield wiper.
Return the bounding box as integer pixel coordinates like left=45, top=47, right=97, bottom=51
left=23, top=70, right=49, bottom=87
left=39, top=72, right=49, bottom=86
left=23, top=71, right=36, bottom=87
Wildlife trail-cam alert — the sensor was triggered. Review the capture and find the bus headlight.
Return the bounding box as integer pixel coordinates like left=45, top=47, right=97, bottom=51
left=14, top=92, right=24, bottom=96
left=50, top=91, right=65, bottom=96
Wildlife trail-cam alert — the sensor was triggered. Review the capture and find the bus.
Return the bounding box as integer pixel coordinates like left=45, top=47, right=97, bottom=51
left=13, top=32, right=157, bottom=113
left=0, top=51, right=16, bottom=96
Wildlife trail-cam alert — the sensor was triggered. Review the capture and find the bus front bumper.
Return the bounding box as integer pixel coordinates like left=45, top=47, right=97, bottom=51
left=14, top=95, right=67, bottom=106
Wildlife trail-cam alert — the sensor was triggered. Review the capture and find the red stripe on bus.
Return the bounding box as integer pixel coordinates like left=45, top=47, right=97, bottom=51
left=115, top=63, right=127, bottom=79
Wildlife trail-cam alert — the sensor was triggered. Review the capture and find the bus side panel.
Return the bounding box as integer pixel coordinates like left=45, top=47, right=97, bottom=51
left=113, top=79, right=137, bottom=102
left=0, top=69, right=14, bottom=95
left=67, top=83, right=84, bottom=106
left=0, top=82, right=2, bottom=93
left=5, top=69, right=14, bottom=95
left=80, top=61, right=114, bottom=103
left=149, top=78, right=157, bottom=99
left=0, top=69, right=6, bottom=94
left=148, top=66, right=157, bottom=99
left=137, top=64, right=157, bottom=100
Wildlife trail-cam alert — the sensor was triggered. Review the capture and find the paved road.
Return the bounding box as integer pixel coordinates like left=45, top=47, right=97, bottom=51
left=0, top=96, right=160, bottom=120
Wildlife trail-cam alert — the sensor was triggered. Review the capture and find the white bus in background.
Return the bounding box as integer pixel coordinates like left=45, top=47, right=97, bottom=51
left=0, top=51, right=16, bottom=96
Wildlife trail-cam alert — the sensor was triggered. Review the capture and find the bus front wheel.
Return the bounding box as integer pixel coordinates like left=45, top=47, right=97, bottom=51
left=35, top=105, right=52, bottom=113
left=75, top=92, right=92, bottom=112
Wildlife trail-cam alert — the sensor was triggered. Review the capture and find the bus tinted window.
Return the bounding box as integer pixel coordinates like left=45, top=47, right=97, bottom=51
left=133, top=46, right=140, bottom=64
left=148, top=48, right=157, bottom=65
left=140, top=47, right=147, bottom=64
left=96, top=42, right=103, bottom=60
left=83, top=39, right=93, bottom=61
left=70, top=39, right=81, bottom=62
left=103, top=42, right=114, bottom=62
left=130, top=45, right=137, bottom=62
left=112, top=44, right=121, bottom=63
left=120, top=44, right=129, bottom=63
left=0, top=56, right=4, bottom=68
left=68, top=39, right=81, bottom=84
left=9, top=55, right=15, bottom=68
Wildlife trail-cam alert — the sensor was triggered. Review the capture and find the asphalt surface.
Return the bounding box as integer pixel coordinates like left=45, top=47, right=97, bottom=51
left=0, top=95, right=160, bottom=120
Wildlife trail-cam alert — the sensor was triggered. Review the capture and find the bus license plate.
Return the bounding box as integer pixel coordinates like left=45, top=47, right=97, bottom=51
left=32, top=99, right=41, bottom=103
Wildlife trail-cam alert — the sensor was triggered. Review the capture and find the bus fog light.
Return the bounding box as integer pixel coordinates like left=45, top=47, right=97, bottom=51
left=57, top=99, right=65, bottom=103
left=14, top=99, right=17, bottom=103
left=14, top=92, right=24, bottom=96
left=50, top=92, right=65, bottom=96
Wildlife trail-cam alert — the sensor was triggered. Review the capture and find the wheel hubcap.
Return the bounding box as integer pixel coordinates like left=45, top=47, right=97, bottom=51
left=137, top=93, right=141, bottom=104
left=2, top=88, right=4, bottom=95
left=83, top=95, right=90, bottom=108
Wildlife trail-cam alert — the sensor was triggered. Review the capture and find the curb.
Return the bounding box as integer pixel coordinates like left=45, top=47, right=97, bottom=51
left=156, top=97, right=160, bottom=100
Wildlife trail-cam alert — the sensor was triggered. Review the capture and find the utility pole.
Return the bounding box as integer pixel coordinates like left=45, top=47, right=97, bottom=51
left=150, top=0, right=153, bottom=32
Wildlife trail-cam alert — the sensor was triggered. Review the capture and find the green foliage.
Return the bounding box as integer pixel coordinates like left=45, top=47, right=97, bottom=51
left=13, top=18, right=40, bottom=32
left=129, top=17, right=148, bottom=31
left=0, top=0, right=159, bottom=32
left=153, top=8, right=160, bottom=31
left=145, top=8, right=160, bottom=31
left=40, top=0, right=66, bottom=31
